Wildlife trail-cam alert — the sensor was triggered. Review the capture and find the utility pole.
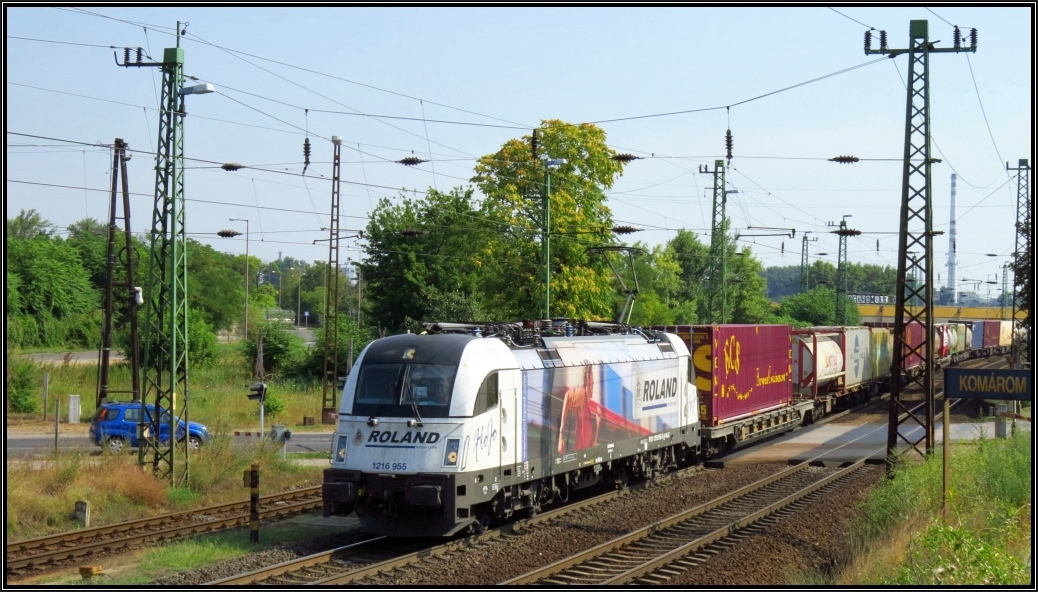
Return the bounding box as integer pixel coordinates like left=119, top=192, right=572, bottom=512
left=120, top=23, right=213, bottom=484
left=97, top=138, right=141, bottom=407
left=1001, top=262, right=1012, bottom=320
left=800, top=232, right=817, bottom=292
left=867, top=20, right=976, bottom=465
left=947, top=174, right=957, bottom=304
left=830, top=215, right=861, bottom=325
left=321, top=136, right=343, bottom=425
left=1007, top=159, right=1031, bottom=368
left=701, top=160, right=727, bottom=323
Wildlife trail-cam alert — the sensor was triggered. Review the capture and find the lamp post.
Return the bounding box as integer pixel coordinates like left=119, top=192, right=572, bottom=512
left=229, top=218, right=249, bottom=340
left=543, top=158, right=566, bottom=319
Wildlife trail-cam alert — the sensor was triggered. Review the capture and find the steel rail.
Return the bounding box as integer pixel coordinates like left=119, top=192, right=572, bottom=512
left=609, top=460, right=866, bottom=584
left=208, top=465, right=705, bottom=585
left=6, top=486, right=321, bottom=574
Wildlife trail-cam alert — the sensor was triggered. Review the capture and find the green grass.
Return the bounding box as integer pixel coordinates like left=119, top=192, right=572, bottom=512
left=92, top=521, right=339, bottom=585
left=286, top=451, right=330, bottom=460
left=8, top=343, right=327, bottom=429
left=845, top=431, right=1032, bottom=585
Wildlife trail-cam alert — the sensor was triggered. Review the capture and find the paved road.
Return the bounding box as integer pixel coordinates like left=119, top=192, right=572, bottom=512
left=5, top=430, right=334, bottom=457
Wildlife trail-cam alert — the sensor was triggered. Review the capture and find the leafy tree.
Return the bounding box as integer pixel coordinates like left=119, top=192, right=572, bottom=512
left=302, top=317, right=375, bottom=379
left=777, top=285, right=861, bottom=326
left=361, top=187, right=487, bottom=331
left=241, top=321, right=305, bottom=377
left=65, top=218, right=110, bottom=293
left=185, top=239, right=244, bottom=332
left=665, top=230, right=711, bottom=323
left=6, top=353, right=39, bottom=413
left=7, top=209, right=53, bottom=240
left=726, top=245, right=774, bottom=324
left=472, top=120, right=628, bottom=320
left=5, top=234, right=101, bottom=347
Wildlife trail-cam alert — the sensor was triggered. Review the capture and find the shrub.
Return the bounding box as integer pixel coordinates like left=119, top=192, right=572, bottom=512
left=263, top=391, right=287, bottom=416
left=7, top=355, right=39, bottom=413
left=240, top=321, right=304, bottom=377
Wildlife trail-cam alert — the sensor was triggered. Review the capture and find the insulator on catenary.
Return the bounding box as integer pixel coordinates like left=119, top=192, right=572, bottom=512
left=302, top=137, right=312, bottom=174
left=781, top=242, right=785, bottom=255
left=970, top=28, right=977, bottom=49
left=879, top=30, right=888, bottom=51
left=136, top=47, right=143, bottom=63
left=953, top=26, right=961, bottom=49
left=222, top=163, right=244, bottom=171
left=398, top=157, right=428, bottom=166
left=612, top=225, right=639, bottom=235
left=725, top=129, right=733, bottom=161
left=124, top=47, right=131, bottom=64
left=829, top=155, right=860, bottom=164
left=612, top=153, right=641, bottom=163
left=864, top=30, right=872, bottom=52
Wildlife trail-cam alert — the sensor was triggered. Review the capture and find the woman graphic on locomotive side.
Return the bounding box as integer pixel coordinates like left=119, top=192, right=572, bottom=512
left=557, top=364, right=600, bottom=454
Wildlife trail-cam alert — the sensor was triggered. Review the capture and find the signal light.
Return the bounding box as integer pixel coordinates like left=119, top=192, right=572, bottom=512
left=247, top=382, right=267, bottom=402
left=222, top=163, right=244, bottom=171
left=217, top=229, right=242, bottom=238
left=829, top=155, right=859, bottom=164
left=398, top=157, right=428, bottom=166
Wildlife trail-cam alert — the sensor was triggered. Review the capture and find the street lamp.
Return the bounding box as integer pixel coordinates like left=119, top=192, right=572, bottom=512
left=229, top=218, right=250, bottom=340
left=543, top=158, right=566, bottom=319
left=290, top=267, right=301, bottom=329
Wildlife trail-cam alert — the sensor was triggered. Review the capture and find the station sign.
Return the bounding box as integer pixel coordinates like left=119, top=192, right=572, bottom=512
left=849, top=294, right=890, bottom=304
left=944, top=368, right=1032, bottom=401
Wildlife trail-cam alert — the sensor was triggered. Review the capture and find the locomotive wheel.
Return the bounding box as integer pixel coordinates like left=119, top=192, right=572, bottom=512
left=473, top=511, right=491, bottom=534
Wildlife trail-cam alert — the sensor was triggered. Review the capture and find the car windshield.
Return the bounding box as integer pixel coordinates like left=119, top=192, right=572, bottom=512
left=352, top=363, right=456, bottom=418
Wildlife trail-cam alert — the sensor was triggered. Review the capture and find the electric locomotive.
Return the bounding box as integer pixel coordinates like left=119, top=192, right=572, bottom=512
left=323, top=321, right=700, bottom=537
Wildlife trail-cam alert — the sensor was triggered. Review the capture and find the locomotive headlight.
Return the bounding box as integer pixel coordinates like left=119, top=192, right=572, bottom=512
left=334, top=434, right=349, bottom=463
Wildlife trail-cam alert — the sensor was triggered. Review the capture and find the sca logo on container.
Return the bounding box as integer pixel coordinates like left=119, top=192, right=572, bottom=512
left=723, top=335, right=741, bottom=377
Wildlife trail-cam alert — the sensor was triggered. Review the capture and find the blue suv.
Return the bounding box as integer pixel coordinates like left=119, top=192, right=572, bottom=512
left=89, top=402, right=210, bottom=454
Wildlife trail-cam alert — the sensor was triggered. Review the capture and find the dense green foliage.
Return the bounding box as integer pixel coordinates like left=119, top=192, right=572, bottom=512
left=777, top=285, right=862, bottom=326
left=763, top=261, right=897, bottom=300
left=854, top=432, right=1030, bottom=585
left=6, top=352, right=39, bottom=413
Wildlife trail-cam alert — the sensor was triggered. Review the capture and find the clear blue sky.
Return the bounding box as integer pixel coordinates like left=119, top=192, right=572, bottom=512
left=6, top=7, right=1031, bottom=300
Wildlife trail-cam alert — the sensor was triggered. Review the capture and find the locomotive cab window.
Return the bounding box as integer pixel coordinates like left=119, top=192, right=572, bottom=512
left=472, top=372, right=499, bottom=416
left=352, top=363, right=457, bottom=419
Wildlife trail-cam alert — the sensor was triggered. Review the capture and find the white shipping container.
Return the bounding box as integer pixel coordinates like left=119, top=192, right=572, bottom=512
left=999, top=321, right=1013, bottom=347
left=793, top=333, right=843, bottom=396
left=842, top=327, right=873, bottom=387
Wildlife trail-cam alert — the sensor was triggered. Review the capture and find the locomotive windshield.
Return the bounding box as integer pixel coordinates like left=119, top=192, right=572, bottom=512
left=353, top=363, right=456, bottom=419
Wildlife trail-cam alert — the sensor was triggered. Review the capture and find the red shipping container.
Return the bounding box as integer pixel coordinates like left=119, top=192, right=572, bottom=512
left=902, top=321, right=925, bottom=370
left=688, top=325, right=792, bottom=427
left=982, top=320, right=1001, bottom=348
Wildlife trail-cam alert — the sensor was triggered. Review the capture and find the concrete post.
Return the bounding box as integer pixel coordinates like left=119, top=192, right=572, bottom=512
left=74, top=500, right=91, bottom=527
left=995, top=404, right=1008, bottom=438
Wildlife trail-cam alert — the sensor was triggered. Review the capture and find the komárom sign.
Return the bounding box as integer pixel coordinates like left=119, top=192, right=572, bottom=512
left=943, top=368, right=1032, bottom=401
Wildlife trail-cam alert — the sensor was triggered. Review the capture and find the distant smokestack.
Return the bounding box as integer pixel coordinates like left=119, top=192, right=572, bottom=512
left=948, top=174, right=957, bottom=303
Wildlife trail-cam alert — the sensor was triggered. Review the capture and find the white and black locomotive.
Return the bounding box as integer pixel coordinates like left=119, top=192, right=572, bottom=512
left=323, top=321, right=700, bottom=537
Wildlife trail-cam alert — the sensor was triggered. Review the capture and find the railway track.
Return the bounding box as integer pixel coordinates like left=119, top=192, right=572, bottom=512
left=206, top=465, right=707, bottom=585
left=6, top=485, right=322, bottom=577
left=501, top=460, right=868, bottom=585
